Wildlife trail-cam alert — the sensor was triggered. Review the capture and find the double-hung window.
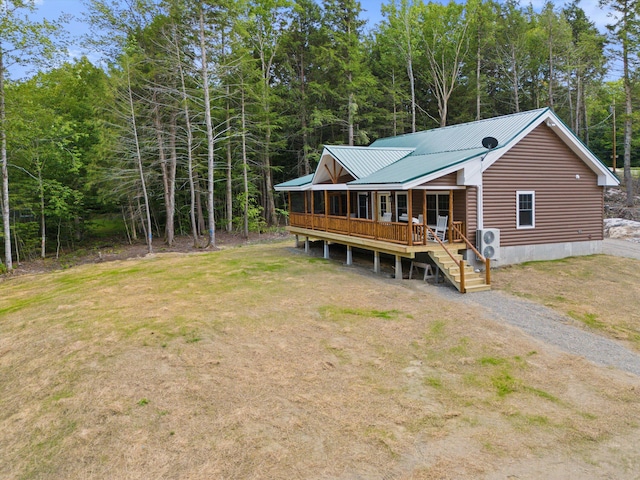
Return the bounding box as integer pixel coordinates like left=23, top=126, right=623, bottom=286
left=516, top=191, right=535, bottom=229
left=395, top=192, right=408, bottom=219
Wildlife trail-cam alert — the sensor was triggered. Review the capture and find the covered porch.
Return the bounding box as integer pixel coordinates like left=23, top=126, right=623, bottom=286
left=286, top=188, right=467, bottom=247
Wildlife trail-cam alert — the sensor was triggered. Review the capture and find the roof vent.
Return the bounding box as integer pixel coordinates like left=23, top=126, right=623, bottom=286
left=481, top=136, right=498, bottom=149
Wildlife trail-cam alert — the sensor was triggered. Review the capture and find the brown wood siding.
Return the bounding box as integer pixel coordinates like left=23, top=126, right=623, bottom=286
left=423, top=172, right=457, bottom=187
left=453, top=190, right=466, bottom=234
left=483, top=124, right=604, bottom=247
left=466, top=187, right=477, bottom=234
left=411, top=190, right=423, bottom=218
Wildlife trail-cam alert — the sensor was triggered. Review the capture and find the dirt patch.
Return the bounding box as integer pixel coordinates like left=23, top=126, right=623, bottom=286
left=3, top=230, right=290, bottom=279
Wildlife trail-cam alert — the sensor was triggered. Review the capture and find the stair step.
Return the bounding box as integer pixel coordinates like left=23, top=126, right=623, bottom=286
left=464, top=284, right=492, bottom=293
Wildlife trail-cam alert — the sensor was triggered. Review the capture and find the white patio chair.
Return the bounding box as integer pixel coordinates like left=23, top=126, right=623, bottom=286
left=427, top=215, right=448, bottom=242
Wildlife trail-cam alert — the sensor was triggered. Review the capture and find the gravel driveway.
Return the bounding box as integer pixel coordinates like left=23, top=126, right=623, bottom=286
left=431, top=240, right=640, bottom=377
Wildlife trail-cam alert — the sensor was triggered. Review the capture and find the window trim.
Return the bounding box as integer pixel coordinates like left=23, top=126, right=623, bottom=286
left=357, top=193, right=369, bottom=219
left=516, top=191, right=535, bottom=229
left=395, top=192, right=408, bottom=220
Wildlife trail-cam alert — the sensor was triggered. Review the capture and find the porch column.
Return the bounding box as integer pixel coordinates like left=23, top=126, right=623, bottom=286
left=407, top=189, right=413, bottom=246
left=477, top=184, right=484, bottom=230
left=324, top=241, right=330, bottom=259
left=373, top=251, right=380, bottom=273
left=324, top=190, right=329, bottom=231
left=310, top=191, right=315, bottom=229
left=346, top=245, right=353, bottom=266
left=448, top=189, right=454, bottom=242
left=395, top=255, right=403, bottom=280
left=347, top=190, right=351, bottom=235
left=422, top=190, right=427, bottom=245
left=373, top=192, right=378, bottom=240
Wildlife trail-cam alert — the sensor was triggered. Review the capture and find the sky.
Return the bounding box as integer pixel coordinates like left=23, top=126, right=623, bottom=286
left=10, top=0, right=613, bottom=80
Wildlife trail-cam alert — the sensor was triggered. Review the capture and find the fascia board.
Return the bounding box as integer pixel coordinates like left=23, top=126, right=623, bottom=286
left=312, top=183, right=350, bottom=191
left=274, top=185, right=312, bottom=191
left=346, top=183, right=404, bottom=191
left=404, top=158, right=477, bottom=190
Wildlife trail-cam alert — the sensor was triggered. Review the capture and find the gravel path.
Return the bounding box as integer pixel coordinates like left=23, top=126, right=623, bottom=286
left=433, top=287, right=640, bottom=376
left=429, top=239, right=640, bottom=377
left=603, top=238, right=640, bottom=260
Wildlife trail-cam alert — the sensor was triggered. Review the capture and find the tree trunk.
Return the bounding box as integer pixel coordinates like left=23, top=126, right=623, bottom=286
left=38, top=165, right=45, bottom=259
left=241, top=88, right=249, bottom=239
left=226, top=89, right=233, bottom=233
left=623, top=39, right=633, bottom=206
left=126, top=62, right=153, bottom=254
left=0, top=49, right=12, bottom=271
left=199, top=9, right=216, bottom=247
left=166, top=113, right=177, bottom=246
left=174, top=27, right=199, bottom=247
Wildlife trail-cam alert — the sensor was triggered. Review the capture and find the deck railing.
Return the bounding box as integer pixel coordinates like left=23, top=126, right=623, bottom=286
left=289, top=212, right=465, bottom=247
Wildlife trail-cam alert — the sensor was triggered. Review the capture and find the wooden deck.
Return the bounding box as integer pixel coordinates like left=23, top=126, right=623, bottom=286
left=288, top=216, right=492, bottom=293
left=287, top=226, right=460, bottom=258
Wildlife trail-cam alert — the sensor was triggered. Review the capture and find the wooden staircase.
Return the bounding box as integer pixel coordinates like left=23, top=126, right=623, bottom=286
left=428, top=247, right=491, bottom=293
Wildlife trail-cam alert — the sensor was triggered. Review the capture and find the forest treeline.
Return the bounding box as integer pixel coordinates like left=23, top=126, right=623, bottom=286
left=0, top=0, right=637, bottom=270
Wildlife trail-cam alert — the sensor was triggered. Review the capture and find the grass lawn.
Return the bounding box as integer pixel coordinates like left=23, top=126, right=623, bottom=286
left=1, top=242, right=640, bottom=479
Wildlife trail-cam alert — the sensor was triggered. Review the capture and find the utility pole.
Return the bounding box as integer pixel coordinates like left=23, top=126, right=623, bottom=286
left=610, top=102, right=617, bottom=174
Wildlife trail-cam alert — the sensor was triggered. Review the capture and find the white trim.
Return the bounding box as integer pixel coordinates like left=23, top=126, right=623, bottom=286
left=311, top=183, right=349, bottom=191
left=516, top=191, right=535, bottom=229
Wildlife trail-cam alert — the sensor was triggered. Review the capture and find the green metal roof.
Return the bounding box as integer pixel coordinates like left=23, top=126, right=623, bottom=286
left=349, top=148, right=487, bottom=185
left=323, top=145, right=414, bottom=179
left=370, top=108, right=547, bottom=155
left=274, top=173, right=313, bottom=190
left=275, top=108, right=618, bottom=189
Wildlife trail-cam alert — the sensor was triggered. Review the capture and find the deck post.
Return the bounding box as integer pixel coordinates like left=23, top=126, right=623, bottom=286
left=346, top=245, right=353, bottom=265
left=324, top=190, right=329, bottom=231
left=460, top=259, right=466, bottom=293
left=347, top=191, right=351, bottom=235
left=304, top=237, right=309, bottom=253
left=407, top=189, right=413, bottom=246
left=395, top=255, right=403, bottom=280
left=373, top=250, right=380, bottom=273
left=323, top=241, right=330, bottom=259
left=448, top=189, right=454, bottom=243
left=422, top=190, right=427, bottom=245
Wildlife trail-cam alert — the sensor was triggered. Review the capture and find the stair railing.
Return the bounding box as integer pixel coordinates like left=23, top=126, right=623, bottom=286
left=451, top=224, right=491, bottom=286
left=425, top=225, right=466, bottom=292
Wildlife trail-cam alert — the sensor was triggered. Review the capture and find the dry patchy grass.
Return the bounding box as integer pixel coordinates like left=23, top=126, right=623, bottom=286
left=1, top=243, right=640, bottom=479
left=492, top=254, right=640, bottom=349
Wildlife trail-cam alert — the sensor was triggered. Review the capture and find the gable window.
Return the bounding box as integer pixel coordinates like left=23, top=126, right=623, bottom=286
left=517, top=191, right=535, bottom=229
left=395, top=192, right=408, bottom=219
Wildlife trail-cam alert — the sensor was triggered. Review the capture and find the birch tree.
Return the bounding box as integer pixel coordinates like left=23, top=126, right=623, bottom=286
left=0, top=0, right=62, bottom=270
left=418, top=1, right=470, bottom=127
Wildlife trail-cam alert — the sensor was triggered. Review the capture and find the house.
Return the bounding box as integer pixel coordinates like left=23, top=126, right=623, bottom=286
left=275, top=108, right=619, bottom=293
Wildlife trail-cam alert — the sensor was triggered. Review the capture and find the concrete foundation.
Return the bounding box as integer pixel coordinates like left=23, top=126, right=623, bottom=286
left=466, top=240, right=603, bottom=268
